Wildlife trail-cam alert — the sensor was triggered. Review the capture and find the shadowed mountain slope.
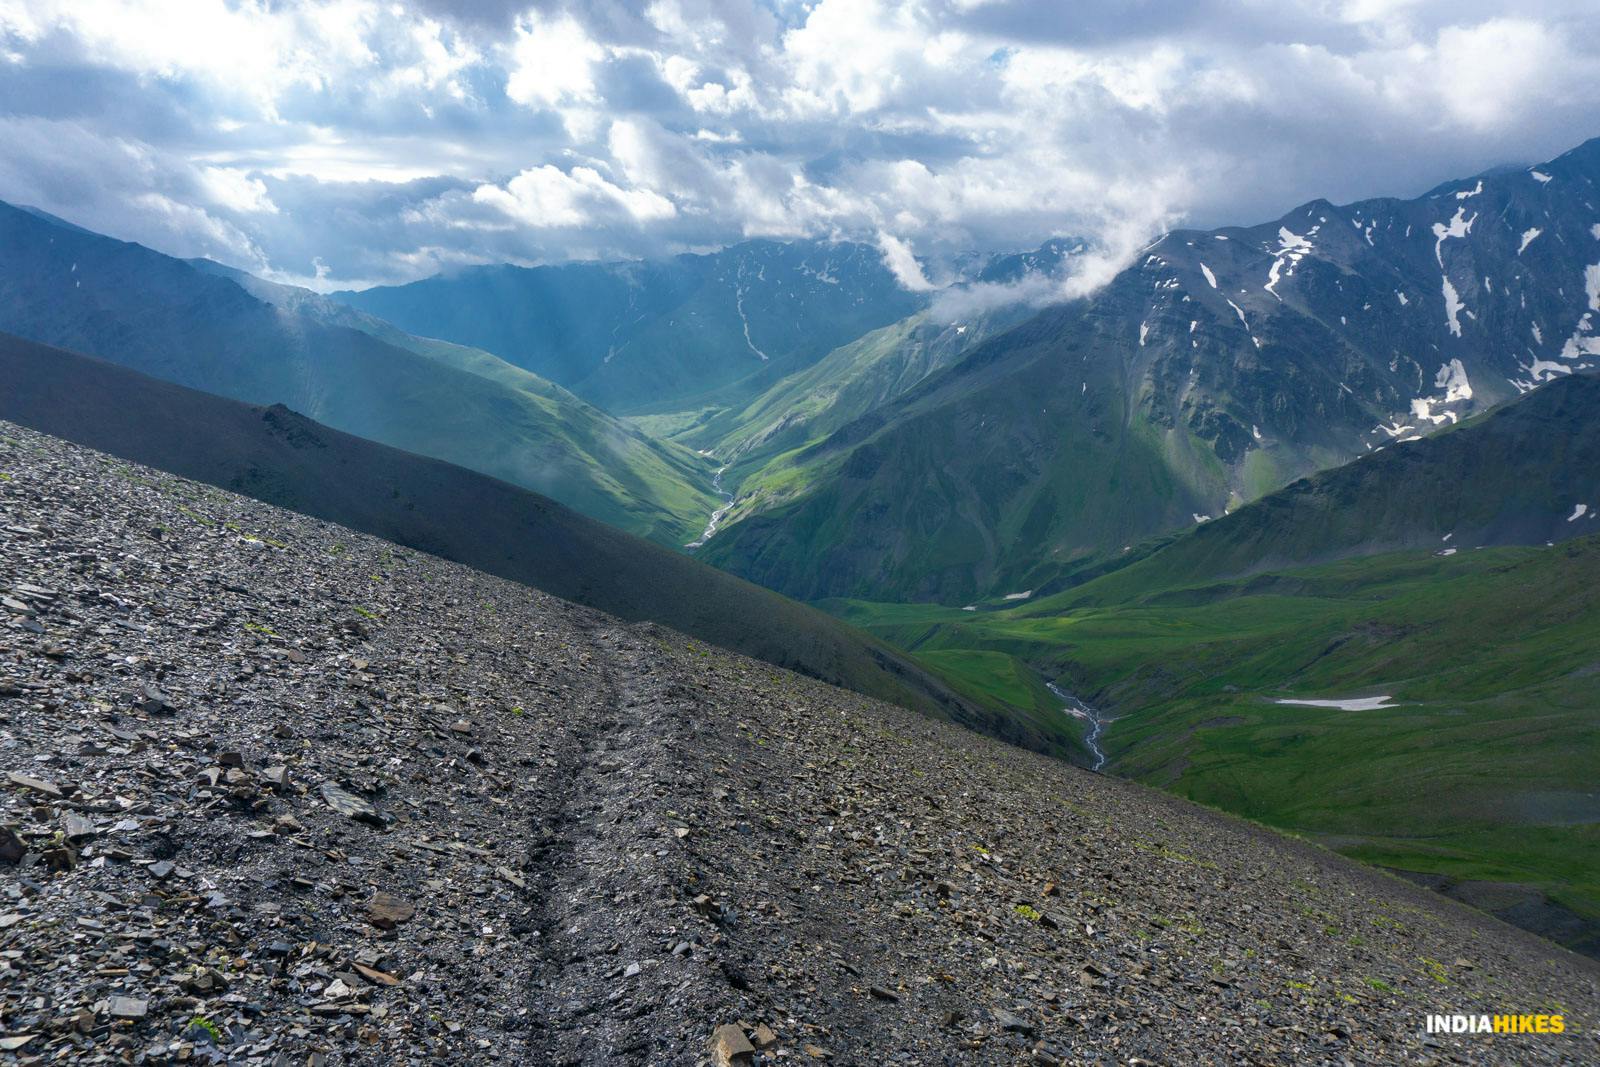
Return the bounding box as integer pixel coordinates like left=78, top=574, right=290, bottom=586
left=0, top=201, right=714, bottom=543
left=0, top=331, right=1000, bottom=739
left=335, top=239, right=927, bottom=414
left=1068, top=369, right=1600, bottom=601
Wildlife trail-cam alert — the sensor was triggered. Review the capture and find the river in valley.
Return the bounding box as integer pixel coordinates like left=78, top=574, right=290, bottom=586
left=686, top=464, right=735, bottom=549
left=1047, top=681, right=1111, bottom=771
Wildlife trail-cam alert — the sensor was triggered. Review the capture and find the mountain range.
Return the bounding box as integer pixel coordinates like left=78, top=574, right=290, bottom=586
left=695, top=138, right=1600, bottom=602
left=5, top=136, right=1600, bottom=960
left=320, top=141, right=1600, bottom=603
left=0, top=201, right=715, bottom=543
left=334, top=239, right=928, bottom=415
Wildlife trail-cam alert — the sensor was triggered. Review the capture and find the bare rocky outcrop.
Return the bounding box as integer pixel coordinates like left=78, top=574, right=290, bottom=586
left=1, top=420, right=1595, bottom=1064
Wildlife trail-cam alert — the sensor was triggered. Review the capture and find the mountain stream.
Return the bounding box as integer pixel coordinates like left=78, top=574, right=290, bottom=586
left=1048, top=681, right=1111, bottom=771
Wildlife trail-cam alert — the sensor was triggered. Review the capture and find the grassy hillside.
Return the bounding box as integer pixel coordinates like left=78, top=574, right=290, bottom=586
left=830, top=539, right=1600, bottom=956
left=818, top=378, right=1600, bottom=954
left=680, top=307, right=1020, bottom=460
left=701, top=304, right=1273, bottom=601
left=0, top=202, right=714, bottom=543
left=640, top=305, right=1034, bottom=554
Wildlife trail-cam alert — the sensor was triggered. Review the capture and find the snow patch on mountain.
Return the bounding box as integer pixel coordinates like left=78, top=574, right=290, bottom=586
left=1435, top=358, right=1472, bottom=403
left=1200, top=262, right=1217, bottom=289
left=734, top=285, right=770, bottom=361
left=1409, top=359, right=1472, bottom=425
left=1441, top=276, right=1465, bottom=336
left=1531, top=170, right=1552, bottom=183
left=1562, top=331, right=1600, bottom=359
left=1519, top=228, right=1542, bottom=255
left=1410, top=398, right=1450, bottom=426
left=1558, top=266, right=1600, bottom=359
left=1225, top=298, right=1260, bottom=348
left=1264, top=227, right=1313, bottom=300
left=1455, top=180, right=1483, bottom=200
left=1519, top=355, right=1573, bottom=386
left=1432, top=208, right=1476, bottom=268
left=1570, top=504, right=1590, bottom=522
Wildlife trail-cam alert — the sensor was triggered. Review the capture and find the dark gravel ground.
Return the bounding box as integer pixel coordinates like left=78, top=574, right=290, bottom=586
left=1, top=419, right=1596, bottom=1065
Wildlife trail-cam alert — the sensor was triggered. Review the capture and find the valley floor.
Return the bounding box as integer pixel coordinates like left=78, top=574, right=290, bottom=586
left=1, top=420, right=1596, bottom=1064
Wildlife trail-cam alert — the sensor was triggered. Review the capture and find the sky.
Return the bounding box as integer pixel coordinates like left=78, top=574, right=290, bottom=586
left=0, top=0, right=1597, bottom=291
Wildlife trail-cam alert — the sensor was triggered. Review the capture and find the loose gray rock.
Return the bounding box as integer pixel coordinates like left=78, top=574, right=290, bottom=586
left=318, top=780, right=385, bottom=827
left=107, top=996, right=147, bottom=1019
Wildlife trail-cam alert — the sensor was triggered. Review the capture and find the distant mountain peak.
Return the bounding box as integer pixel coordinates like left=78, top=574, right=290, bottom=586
left=699, top=133, right=1600, bottom=604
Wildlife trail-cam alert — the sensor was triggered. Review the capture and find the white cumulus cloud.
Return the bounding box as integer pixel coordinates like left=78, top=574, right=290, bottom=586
left=0, top=0, right=1593, bottom=291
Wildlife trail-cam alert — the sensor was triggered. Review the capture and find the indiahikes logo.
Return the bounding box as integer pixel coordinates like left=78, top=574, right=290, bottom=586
left=1426, top=1013, right=1566, bottom=1035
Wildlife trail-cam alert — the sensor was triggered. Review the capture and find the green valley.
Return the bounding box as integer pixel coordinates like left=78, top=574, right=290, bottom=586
left=820, top=371, right=1600, bottom=956
left=831, top=538, right=1600, bottom=955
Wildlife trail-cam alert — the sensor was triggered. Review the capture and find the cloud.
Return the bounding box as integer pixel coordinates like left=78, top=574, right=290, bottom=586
left=1412, top=18, right=1578, bottom=130
left=198, top=167, right=278, bottom=215
left=505, top=11, right=604, bottom=110
left=876, top=231, right=935, bottom=291
left=930, top=271, right=1062, bottom=320
left=0, top=114, right=268, bottom=265
left=472, top=163, right=677, bottom=227
left=0, top=1, right=387, bottom=117
left=0, top=0, right=1594, bottom=292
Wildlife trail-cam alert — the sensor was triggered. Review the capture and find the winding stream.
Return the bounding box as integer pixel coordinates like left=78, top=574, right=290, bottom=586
left=1047, top=681, right=1111, bottom=771
left=686, top=465, right=735, bottom=549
